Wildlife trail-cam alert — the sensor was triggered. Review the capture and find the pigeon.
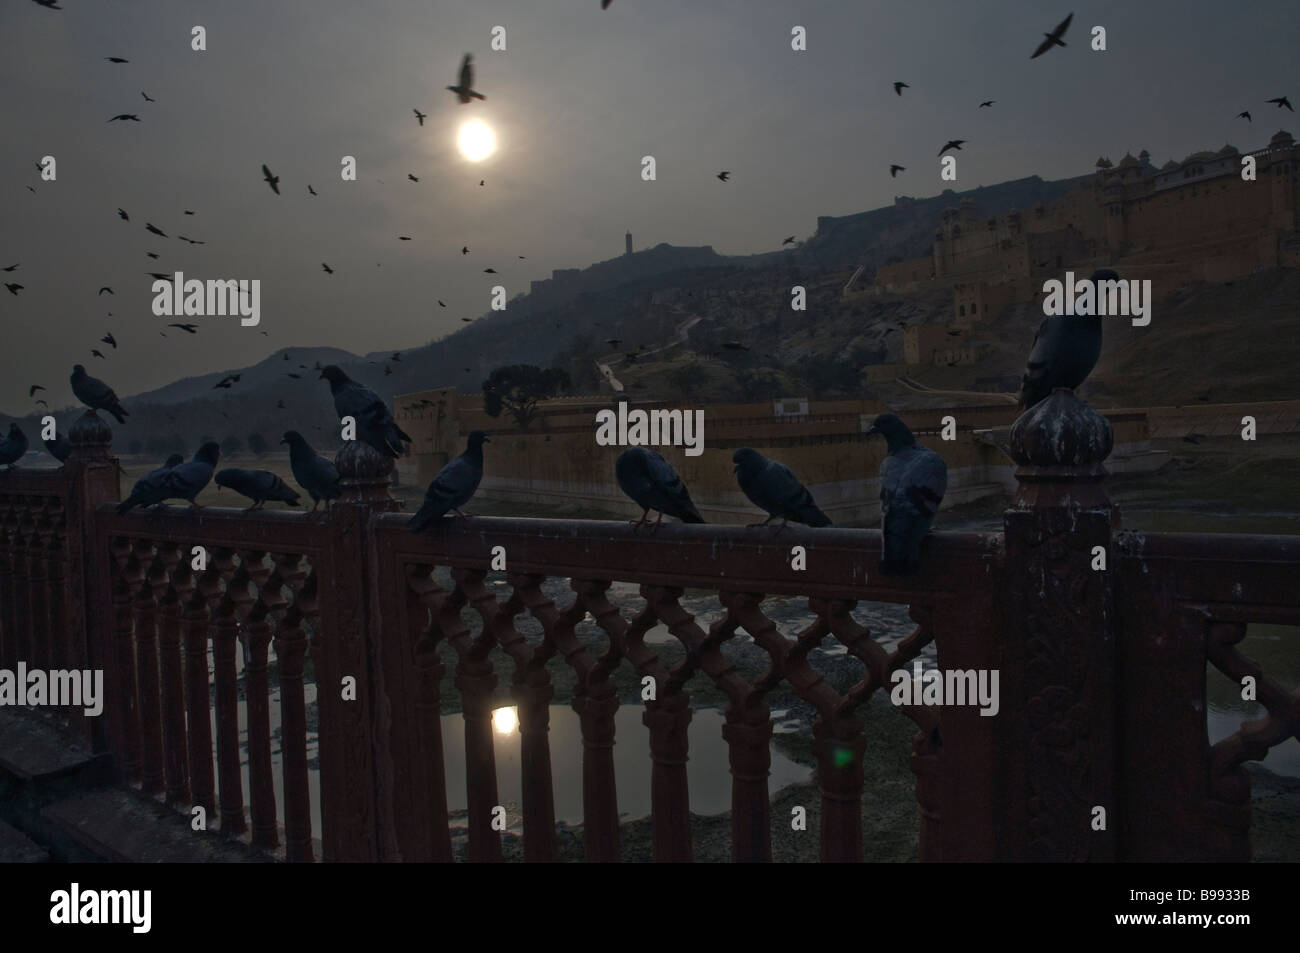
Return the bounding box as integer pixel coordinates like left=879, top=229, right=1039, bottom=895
left=0, top=424, right=28, bottom=468
left=107, top=114, right=140, bottom=122
left=979, top=100, right=995, bottom=108
left=890, top=164, right=905, bottom=177
left=91, top=349, right=106, bottom=359
left=398, top=236, right=412, bottom=241
left=105, top=56, right=129, bottom=63
left=1017, top=268, right=1116, bottom=408
left=262, top=164, right=280, bottom=194
left=447, top=53, right=486, bottom=103
left=117, top=208, right=129, bottom=220
left=407, top=173, right=419, bottom=182
left=168, top=323, right=198, bottom=333
left=893, top=82, right=909, bottom=96
left=281, top=431, right=341, bottom=511
left=101, top=332, right=117, bottom=348
left=2, top=264, right=18, bottom=271
left=438, top=300, right=446, bottom=307
left=1030, top=12, right=1073, bottom=58
left=716, top=171, right=730, bottom=182
left=28, top=384, right=44, bottom=396
left=215, top=468, right=301, bottom=510
left=178, top=236, right=204, bottom=245
left=43, top=431, right=70, bottom=463
left=322, top=263, right=334, bottom=274
left=782, top=236, right=796, bottom=245
left=1268, top=96, right=1294, bottom=112
left=1238, top=111, right=1251, bottom=121
left=146, top=252, right=159, bottom=259
left=141, top=91, right=155, bottom=102
left=732, top=448, right=831, bottom=528
left=318, top=365, right=412, bottom=457
left=71, top=364, right=128, bottom=423
left=615, top=447, right=704, bottom=527
left=98, top=286, right=113, bottom=295
left=184, top=210, right=195, bottom=216
left=865, top=414, right=948, bottom=575
left=462, top=246, right=469, bottom=255
left=4, top=283, right=22, bottom=296
left=31, top=0, right=63, bottom=9
left=160, top=442, right=221, bottom=507
left=938, top=140, right=966, bottom=155
left=308, top=184, right=317, bottom=196
left=483, top=267, right=496, bottom=274
left=145, top=222, right=167, bottom=237
left=116, top=454, right=185, bottom=513
left=408, top=431, right=488, bottom=530
left=413, top=108, right=426, bottom=126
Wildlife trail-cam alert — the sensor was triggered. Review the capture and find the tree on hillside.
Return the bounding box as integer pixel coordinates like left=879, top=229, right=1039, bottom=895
left=482, top=364, right=572, bottom=430
left=247, top=432, right=268, bottom=456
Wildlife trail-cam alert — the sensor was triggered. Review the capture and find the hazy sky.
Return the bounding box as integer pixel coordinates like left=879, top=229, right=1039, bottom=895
left=2, top=0, right=1296, bottom=415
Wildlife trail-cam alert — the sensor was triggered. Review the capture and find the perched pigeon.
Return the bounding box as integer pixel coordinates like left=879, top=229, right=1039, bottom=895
left=1017, top=268, right=1115, bottom=408
left=0, top=424, right=29, bottom=468
left=71, top=363, right=128, bottom=423
left=160, top=442, right=221, bottom=506
left=116, top=454, right=185, bottom=513
left=865, top=414, right=948, bottom=575
left=43, top=431, right=71, bottom=463
left=732, top=448, right=831, bottom=528
left=408, top=431, right=488, bottom=531
left=281, top=431, right=341, bottom=512
left=215, top=468, right=301, bottom=510
left=615, top=447, right=705, bottom=527
left=318, top=365, right=412, bottom=457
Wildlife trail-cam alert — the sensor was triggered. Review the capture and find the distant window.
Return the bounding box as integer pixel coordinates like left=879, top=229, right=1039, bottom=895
left=959, top=305, right=966, bottom=316
left=971, top=302, right=978, bottom=313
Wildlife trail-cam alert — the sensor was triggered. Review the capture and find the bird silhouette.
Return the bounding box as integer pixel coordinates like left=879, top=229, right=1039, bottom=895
left=461, top=246, right=469, bottom=255
left=447, top=54, right=486, bottom=103
left=438, top=300, right=446, bottom=307
left=107, top=114, right=140, bottom=122
left=890, top=164, right=905, bottom=177
left=168, top=323, right=198, bottom=333
left=307, top=184, right=317, bottom=195
left=98, top=286, right=113, bottom=295
left=938, top=140, right=966, bottom=155
left=145, top=222, right=166, bottom=237
left=1268, top=96, right=1293, bottom=111
left=105, top=56, right=128, bottom=63
left=262, top=164, right=280, bottom=194
left=29, top=385, right=44, bottom=396
left=408, top=173, right=419, bottom=182
left=322, top=263, right=333, bottom=274
left=413, top=108, right=426, bottom=126
left=177, top=236, right=204, bottom=244
left=893, top=82, right=909, bottom=95
left=31, top=0, right=63, bottom=9
left=101, top=333, right=116, bottom=348
left=716, top=171, right=730, bottom=181
left=141, top=90, right=155, bottom=102
left=91, top=349, right=106, bottom=359
left=979, top=100, right=995, bottom=108
left=71, top=364, right=127, bottom=422
left=183, top=209, right=194, bottom=216
left=782, top=236, right=796, bottom=245
left=1030, top=12, right=1073, bottom=58
left=146, top=252, right=158, bottom=259
left=117, top=208, right=129, bottom=220
left=148, top=272, right=172, bottom=281
left=483, top=267, right=496, bottom=273
left=1238, top=110, right=1252, bottom=121
left=2, top=263, right=18, bottom=272
left=4, top=283, right=23, bottom=296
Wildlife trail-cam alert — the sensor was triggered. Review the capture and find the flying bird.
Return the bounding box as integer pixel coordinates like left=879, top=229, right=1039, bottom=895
left=318, top=365, right=413, bottom=457
left=71, top=364, right=128, bottom=423
left=733, top=449, right=831, bottom=528
left=616, top=447, right=704, bottom=527
left=146, top=252, right=159, bottom=259
left=308, top=184, right=317, bottom=196
left=215, top=468, right=301, bottom=510
left=212, top=376, right=235, bottom=389
left=91, top=349, right=106, bottom=359
left=408, top=173, right=419, bottom=182
left=1238, top=111, right=1251, bottom=121
left=28, top=385, right=44, bottom=396
left=890, top=164, right=905, bottom=177
left=107, top=114, right=140, bottom=122
left=31, top=0, right=64, bottom=9
left=281, top=431, right=340, bottom=512
left=177, top=236, right=205, bottom=244
left=1030, top=12, right=1073, bottom=58
left=782, top=236, right=796, bottom=245
left=149, top=272, right=172, bottom=280
left=438, top=300, right=446, bottom=307
left=2, top=264, right=18, bottom=272
left=168, top=323, right=198, bottom=333
left=4, top=283, right=22, bottom=296
left=105, top=57, right=129, bottom=64
left=141, top=91, right=155, bottom=102
left=483, top=267, right=496, bottom=273
left=183, top=210, right=195, bottom=216
left=413, top=108, right=426, bottom=126
left=322, top=263, right=334, bottom=274
left=893, top=82, right=909, bottom=96
left=716, top=171, right=730, bottom=182
left=447, top=53, right=486, bottom=103
left=398, top=236, right=412, bottom=241
left=866, top=414, right=948, bottom=575
left=1017, top=268, right=1115, bottom=408
left=461, top=246, right=469, bottom=255
left=1268, top=96, right=1293, bottom=111
left=98, top=286, right=113, bottom=295
left=0, top=425, right=28, bottom=469
left=145, top=222, right=167, bottom=237
left=408, top=431, right=488, bottom=530
left=117, top=208, right=129, bottom=220
left=262, top=164, right=280, bottom=194
left=938, top=140, right=966, bottom=155
left=979, top=100, right=995, bottom=108
left=101, top=332, right=116, bottom=348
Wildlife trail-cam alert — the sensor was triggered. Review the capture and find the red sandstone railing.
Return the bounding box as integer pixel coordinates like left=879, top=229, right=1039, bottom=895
left=0, top=399, right=1297, bottom=862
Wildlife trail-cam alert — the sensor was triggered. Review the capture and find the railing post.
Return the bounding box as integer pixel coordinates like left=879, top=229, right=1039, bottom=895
left=1001, top=389, right=1117, bottom=861
left=314, top=442, right=398, bottom=861
left=65, top=411, right=121, bottom=759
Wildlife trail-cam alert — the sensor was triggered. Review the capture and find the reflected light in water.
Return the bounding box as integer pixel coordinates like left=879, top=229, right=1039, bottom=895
left=492, top=706, right=518, bottom=735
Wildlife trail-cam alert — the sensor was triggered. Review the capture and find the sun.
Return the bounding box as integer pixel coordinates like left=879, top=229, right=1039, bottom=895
left=458, top=120, right=496, bottom=162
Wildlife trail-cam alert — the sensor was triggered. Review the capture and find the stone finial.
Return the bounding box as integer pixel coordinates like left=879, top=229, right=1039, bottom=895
left=1009, top=389, right=1113, bottom=469
left=335, top=440, right=399, bottom=507
left=68, top=409, right=114, bottom=463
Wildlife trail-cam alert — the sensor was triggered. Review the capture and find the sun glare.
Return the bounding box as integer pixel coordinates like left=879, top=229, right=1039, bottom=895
left=458, top=119, right=496, bottom=161
left=492, top=706, right=518, bottom=735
